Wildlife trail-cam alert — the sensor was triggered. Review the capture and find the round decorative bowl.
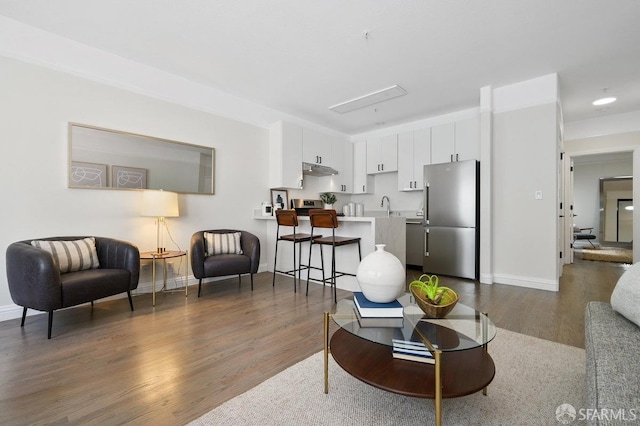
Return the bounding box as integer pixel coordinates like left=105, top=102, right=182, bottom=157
left=356, top=244, right=405, bottom=303
left=410, top=286, right=459, bottom=319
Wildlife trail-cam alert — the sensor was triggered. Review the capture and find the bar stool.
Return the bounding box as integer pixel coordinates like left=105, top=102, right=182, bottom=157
left=273, top=209, right=319, bottom=292
left=306, top=209, right=361, bottom=303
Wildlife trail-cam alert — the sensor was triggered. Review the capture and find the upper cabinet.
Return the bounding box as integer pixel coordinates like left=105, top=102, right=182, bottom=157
left=397, top=128, right=431, bottom=191
left=431, top=117, right=479, bottom=164
left=269, top=121, right=303, bottom=189
left=366, top=134, right=398, bottom=174
left=353, top=141, right=374, bottom=194
left=303, top=128, right=332, bottom=167
left=329, top=138, right=353, bottom=193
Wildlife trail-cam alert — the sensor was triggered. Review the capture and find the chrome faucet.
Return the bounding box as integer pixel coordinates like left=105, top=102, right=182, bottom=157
left=381, top=195, right=391, bottom=217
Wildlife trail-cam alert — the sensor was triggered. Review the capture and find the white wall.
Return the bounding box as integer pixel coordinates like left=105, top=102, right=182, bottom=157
left=0, top=55, right=270, bottom=317
left=491, top=102, right=559, bottom=290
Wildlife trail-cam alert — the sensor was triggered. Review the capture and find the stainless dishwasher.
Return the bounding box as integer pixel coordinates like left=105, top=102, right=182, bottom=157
left=406, top=220, right=424, bottom=268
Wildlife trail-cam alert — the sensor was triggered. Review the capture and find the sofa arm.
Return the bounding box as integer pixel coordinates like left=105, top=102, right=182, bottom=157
left=190, top=232, right=206, bottom=279
left=241, top=231, right=260, bottom=274
left=94, top=237, right=140, bottom=290
left=6, top=242, right=63, bottom=311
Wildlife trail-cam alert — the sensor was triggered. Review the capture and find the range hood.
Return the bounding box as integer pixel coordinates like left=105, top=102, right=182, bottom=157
left=302, top=162, right=339, bottom=177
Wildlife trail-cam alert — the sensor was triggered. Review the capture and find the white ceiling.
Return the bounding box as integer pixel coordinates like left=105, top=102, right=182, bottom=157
left=1, top=0, right=639, bottom=135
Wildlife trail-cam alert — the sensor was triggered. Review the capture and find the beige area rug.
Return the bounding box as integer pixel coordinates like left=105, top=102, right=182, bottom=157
left=581, top=247, right=633, bottom=264
left=189, top=329, right=585, bottom=426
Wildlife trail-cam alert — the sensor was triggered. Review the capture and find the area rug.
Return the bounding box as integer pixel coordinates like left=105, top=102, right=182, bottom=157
left=189, top=329, right=585, bottom=426
left=582, top=247, right=633, bottom=264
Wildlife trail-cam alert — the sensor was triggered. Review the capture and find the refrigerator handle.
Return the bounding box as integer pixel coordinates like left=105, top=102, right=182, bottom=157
left=424, top=184, right=429, bottom=224
left=424, top=228, right=429, bottom=257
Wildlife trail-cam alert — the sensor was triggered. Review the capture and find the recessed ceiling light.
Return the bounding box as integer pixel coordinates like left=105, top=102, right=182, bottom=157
left=592, top=97, right=617, bottom=106
left=329, top=85, right=407, bottom=114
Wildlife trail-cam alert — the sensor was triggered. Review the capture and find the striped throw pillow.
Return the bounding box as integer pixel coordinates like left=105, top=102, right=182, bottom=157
left=204, top=232, right=243, bottom=256
left=31, top=237, right=100, bottom=273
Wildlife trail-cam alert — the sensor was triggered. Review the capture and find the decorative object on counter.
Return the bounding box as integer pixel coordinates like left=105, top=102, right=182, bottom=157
left=270, top=189, right=289, bottom=212
left=355, top=203, right=364, bottom=217
left=319, top=192, right=337, bottom=209
left=356, top=244, right=405, bottom=303
left=261, top=201, right=272, bottom=216
left=409, top=274, right=459, bottom=318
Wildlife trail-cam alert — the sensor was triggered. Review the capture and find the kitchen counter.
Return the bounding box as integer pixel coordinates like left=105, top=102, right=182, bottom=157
left=254, top=212, right=405, bottom=293
left=254, top=214, right=382, bottom=223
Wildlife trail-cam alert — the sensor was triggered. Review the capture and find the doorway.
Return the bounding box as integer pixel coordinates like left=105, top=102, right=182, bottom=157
left=568, top=152, right=633, bottom=263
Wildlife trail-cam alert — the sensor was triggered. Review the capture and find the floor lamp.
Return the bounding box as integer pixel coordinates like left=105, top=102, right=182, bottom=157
left=141, top=190, right=179, bottom=254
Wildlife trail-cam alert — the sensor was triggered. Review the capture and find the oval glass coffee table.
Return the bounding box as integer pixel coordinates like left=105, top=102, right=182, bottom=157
left=323, top=293, right=497, bottom=426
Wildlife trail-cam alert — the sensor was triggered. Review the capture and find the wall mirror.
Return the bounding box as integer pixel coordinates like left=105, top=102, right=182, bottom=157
left=69, top=123, right=214, bottom=194
left=600, top=176, right=632, bottom=244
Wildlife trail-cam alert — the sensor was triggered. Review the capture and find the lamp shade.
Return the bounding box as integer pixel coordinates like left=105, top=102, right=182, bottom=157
left=141, top=190, right=179, bottom=218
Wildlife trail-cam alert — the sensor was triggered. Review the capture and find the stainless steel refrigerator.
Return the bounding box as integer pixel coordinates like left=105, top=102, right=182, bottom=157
left=423, top=160, right=479, bottom=280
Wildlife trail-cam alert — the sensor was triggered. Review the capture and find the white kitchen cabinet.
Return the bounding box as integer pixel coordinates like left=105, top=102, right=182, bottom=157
left=329, top=138, right=353, bottom=193
left=302, top=128, right=332, bottom=167
left=366, top=134, right=398, bottom=174
left=269, top=121, right=303, bottom=189
left=430, top=122, right=455, bottom=164
left=353, top=141, right=374, bottom=194
left=431, top=117, right=479, bottom=164
left=397, top=128, right=431, bottom=191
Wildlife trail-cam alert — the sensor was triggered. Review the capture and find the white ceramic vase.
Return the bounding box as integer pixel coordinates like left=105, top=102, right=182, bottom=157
left=324, top=204, right=334, bottom=210
left=356, top=244, right=405, bottom=303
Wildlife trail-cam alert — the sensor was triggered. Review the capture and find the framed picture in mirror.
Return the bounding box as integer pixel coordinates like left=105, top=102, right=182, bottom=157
left=112, top=165, right=147, bottom=189
left=70, top=161, right=108, bottom=188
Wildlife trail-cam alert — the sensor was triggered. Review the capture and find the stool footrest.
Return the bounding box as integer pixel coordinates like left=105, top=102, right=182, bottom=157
left=275, top=264, right=311, bottom=277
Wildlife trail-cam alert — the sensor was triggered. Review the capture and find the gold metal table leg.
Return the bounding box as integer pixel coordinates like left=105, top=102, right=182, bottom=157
left=434, top=349, right=442, bottom=426
left=324, top=311, right=329, bottom=394
left=482, top=311, right=489, bottom=396
left=184, top=250, right=188, bottom=298
left=152, top=256, right=157, bottom=306
left=482, top=343, right=489, bottom=396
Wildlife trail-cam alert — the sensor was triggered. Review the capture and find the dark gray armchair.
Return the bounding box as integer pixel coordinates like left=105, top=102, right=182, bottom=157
left=6, top=236, right=140, bottom=338
left=190, top=230, right=260, bottom=296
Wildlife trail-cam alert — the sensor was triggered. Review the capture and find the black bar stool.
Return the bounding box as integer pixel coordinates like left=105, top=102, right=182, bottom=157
left=306, top=209, right=361, bottom=303
left=273, top=209, right=319, bottom=291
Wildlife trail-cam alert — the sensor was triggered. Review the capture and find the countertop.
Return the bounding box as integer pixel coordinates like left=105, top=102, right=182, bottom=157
left=253, top=214, right=400, bottom=223
left=253, top=210, right=423, bottom=223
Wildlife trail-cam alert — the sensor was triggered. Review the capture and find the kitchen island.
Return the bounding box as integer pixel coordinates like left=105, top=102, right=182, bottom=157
left=254, top=214, right=406, bottom=293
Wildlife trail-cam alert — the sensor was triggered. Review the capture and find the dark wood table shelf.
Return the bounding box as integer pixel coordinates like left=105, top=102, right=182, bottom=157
left=330, top=328, right=495, bottom=399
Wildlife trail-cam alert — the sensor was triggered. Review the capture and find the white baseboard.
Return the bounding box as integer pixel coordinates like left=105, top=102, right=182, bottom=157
left=0, top=303, right=26, bottom=322
left=492, top=273, right=559, bottom=292
left=479, top=273, right=494, bottom=285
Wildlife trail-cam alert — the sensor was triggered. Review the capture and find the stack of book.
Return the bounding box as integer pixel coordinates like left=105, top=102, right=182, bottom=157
left=353, top=291, right=404, bottom=328
left=392, top=339, right=438, bottom=364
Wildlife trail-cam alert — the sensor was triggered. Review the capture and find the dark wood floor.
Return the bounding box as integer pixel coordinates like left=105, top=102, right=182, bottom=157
left=0, top=258, right=628, bottom=425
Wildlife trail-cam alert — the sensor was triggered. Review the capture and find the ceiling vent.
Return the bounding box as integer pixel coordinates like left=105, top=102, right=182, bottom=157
left=329, top=85, right=407, bottom=114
